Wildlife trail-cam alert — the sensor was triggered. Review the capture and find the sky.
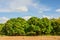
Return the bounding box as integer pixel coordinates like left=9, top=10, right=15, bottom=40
left=0, top=0, right=60, bottom=23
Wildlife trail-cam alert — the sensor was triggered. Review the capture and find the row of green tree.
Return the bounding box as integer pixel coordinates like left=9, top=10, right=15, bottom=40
left=0, top=17, right=60, bottom=36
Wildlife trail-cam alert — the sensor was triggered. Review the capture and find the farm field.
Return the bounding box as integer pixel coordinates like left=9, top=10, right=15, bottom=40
left=0, top=36, right=60, bottom=40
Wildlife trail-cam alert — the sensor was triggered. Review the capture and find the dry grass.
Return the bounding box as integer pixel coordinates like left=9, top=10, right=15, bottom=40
left=0, top=36, right=60, bottom=40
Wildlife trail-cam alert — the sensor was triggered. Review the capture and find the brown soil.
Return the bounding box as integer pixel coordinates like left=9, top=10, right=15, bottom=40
left=0, top=36, right=60, bottom=40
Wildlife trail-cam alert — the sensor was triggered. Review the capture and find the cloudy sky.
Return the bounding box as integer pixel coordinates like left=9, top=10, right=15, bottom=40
left=0, top=0, right=60, bottom=23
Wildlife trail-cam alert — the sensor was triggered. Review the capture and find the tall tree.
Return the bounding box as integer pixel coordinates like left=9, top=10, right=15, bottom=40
left=2, top=17, right=28, bottom=36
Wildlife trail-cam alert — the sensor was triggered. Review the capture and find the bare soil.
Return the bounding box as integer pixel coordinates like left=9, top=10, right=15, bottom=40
left=0, top=36, right=60, bottom=40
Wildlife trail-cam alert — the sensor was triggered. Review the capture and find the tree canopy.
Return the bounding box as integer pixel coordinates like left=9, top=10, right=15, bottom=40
left=0, top=17, right=60, bottom=36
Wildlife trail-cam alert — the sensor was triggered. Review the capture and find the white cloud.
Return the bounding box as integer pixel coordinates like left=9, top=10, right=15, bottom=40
left=0, top=9, right=12, bottom=12
left=0, top=6, right=28, bottom=12
left=22, top=16, right=32, bottom=20
left=33, top=3, right=51, bottom=14
left=0, top=0, right=51, bottom=13
left=56, top=9, right=60, bottom=13
left=39, top=7, right=51, bottom=14
left=15, top=6, right=28, bottom=12
left=42, top=15, right=53, bottom=19
left=0, top=0, right=33, bottom=12
left=39, top=11, right=44, bottom=13
left=0, top=17, right=9, bottom=23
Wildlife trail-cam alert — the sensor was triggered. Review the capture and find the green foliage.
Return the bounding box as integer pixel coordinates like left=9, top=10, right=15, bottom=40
left=27, top=17, right=41, bottom=25
left=51, top=18, right=60, bottom=35
left=0, top=24, right=4, bottom=35
left=25, top=24, right=41, bottom=35
left=1, top=17, right=27, bottom=36
left=0, top=24, right=4, bottom=31
left=0, top=17, right=60, bottom=36
left=40, top=18, right=53, bottom=35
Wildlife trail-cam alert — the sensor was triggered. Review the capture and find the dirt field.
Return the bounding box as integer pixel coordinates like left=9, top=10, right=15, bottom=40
left=0, top=36, right=60, bottom=40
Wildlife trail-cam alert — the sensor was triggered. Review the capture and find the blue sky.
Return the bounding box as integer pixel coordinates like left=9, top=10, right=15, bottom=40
left=0, top=0, right=60, bottom=23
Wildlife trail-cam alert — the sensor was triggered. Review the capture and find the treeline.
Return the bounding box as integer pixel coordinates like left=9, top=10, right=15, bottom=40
left=0, top=17, right=60, bottom=36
